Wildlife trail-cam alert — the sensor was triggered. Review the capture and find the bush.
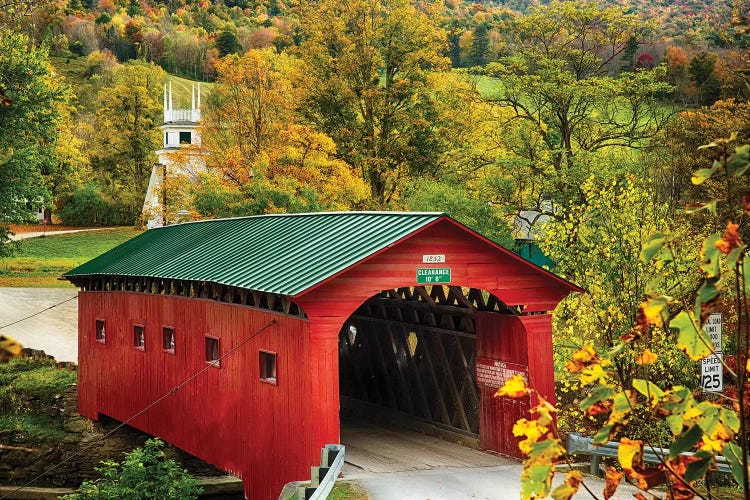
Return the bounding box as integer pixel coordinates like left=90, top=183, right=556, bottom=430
left=57, top=187, right=132, bottom=226
left=62, top=439, right=203, bottom=500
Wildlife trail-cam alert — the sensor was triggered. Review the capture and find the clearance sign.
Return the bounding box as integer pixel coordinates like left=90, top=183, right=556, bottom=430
left=416, top=268, right=451, bottom=284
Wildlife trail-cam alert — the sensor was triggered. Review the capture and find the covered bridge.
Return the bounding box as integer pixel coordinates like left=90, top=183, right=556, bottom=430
left=64, top=212, right=581, bottom=500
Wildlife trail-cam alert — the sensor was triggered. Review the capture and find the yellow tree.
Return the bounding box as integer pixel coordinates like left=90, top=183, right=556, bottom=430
left=200, top=48, right=368, bottom=213
left=90, top=62, right=165, bottom=221
left=296, top=0, right=450, bottom=206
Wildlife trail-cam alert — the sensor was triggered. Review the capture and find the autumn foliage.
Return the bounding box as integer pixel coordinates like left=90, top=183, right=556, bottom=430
left=497, top=137, right=750, bottom=499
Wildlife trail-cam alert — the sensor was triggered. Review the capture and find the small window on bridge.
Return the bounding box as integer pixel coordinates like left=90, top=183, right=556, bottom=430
left=163, top=327, right=175, bottom=354
left=95, top=319, right=106, bottom=343
left=205, top=336, right=220, bottom=367
left=133, top=325, right=145, bottom=350
left=259, top=350, right=277, bottom=385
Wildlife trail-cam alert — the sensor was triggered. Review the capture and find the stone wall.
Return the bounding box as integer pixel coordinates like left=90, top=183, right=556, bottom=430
left=0, top=383, right=224, bottom=488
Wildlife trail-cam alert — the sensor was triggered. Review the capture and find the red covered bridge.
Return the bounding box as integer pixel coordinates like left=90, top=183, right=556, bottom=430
left=64, top=212, right=581, bottom=500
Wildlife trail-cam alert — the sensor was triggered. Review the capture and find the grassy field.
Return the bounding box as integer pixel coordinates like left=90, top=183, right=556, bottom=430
left=0, top=228, right=142, bottom=288
left=49, top=55, right=212, bottom=108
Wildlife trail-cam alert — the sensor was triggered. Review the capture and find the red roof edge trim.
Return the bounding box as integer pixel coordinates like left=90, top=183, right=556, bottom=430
left=438, top=217, right=584, bottom=294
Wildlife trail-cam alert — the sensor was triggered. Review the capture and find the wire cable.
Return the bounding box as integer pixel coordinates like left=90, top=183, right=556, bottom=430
left=0, top=318, right=276, bottom=499
left=0, top=295, right=78, bottom=331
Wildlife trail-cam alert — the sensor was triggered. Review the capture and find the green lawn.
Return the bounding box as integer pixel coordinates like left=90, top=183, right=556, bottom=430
left=167, top=74, right=213, bottom=108
left=0, top=228, right=142, bottom=287
left=471, top=74, right=504, bottom=98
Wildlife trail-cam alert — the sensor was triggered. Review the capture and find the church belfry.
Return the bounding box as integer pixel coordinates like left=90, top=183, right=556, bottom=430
left=142, top=81, right=206, bottom=229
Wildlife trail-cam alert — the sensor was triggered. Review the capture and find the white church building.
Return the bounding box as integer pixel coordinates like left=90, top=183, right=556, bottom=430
left=142, top=81, right=207, bottom=229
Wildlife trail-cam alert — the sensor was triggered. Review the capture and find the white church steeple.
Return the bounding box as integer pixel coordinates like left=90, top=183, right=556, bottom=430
left=142, top=80, right=207, bottom=229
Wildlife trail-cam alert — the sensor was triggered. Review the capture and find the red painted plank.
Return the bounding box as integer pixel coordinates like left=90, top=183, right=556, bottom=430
left=78, top=292, right=314, bottom=500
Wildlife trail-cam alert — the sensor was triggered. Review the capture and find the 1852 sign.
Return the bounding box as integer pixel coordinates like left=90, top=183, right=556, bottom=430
left=701, top=313, right=723, bottom=393
left=416, top=267, right=451, bottom=284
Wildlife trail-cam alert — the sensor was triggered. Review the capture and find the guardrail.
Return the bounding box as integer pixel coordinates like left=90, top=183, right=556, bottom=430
left=566, top=432, right=731, bottom=476
left=297, top=444, right=346, bottom=500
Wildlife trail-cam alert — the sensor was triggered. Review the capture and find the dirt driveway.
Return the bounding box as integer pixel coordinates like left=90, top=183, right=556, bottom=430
left=0, top=287, right=78, bottom=362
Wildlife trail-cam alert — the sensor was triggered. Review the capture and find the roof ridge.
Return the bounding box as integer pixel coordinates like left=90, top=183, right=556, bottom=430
left=150, top=211, right=446, bottom=230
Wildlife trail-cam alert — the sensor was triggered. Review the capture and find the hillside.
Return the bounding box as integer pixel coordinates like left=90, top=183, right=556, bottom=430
left=50, top=57, right=212, bottom=109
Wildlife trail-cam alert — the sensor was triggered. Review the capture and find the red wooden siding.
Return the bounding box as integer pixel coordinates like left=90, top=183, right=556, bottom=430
left=298, top=219, right=571, bottom=316
left=297, top=220, right=563, bottom=460
left=476, top=312, right=527, bottom=457
left=78, top=292, right=314, bottom=500
left=76, top=217, right=571, bottom=499
left=473, top=313, right=555, bottom=457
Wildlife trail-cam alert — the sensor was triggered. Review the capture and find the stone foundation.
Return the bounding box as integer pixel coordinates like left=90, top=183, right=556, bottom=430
left=0, top=383, right=224, bottom=488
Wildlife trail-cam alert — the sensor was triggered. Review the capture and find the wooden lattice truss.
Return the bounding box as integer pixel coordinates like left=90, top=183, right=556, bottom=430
left=339, top=286, right=517, bottom=436
left=70, top=275, right=306, bottom=317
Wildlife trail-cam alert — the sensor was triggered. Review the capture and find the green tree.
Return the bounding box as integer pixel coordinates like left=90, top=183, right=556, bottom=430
left=498, top=139, right=750, bottom=499
left=297, top=0, right=450, bottom=206
left=469, top=23, right=490, bottom=67
left=0, top=30, right=67, bottom=249
left=62, top=439, right=202, bottom=500
left=406, top=179, right=514, bottom=248
left=689, top=52, right=721, bottom=106
left=89, top=62, right=164, bottom=222
left=540, top=176, right=700, bottom=437
left=215, top=26, right=240, bottom=57
left=480, top=1, right=672, bottom=219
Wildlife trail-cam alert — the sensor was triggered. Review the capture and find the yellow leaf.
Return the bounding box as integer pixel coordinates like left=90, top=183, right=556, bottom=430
left=495, top=374, right=530, bottom=398
left=532, top=395, right=557, bottom=427
left=683, top=406, right=702, bottom=424
left=550, top=471, right=583, bottom=500
left=512, top=418, right=548, bottom=455
left=566, top=344, right=598, bottom=372
left=618, top=437, right=643, bottom=473
left=641, top=296, right=669, bottom=327
left=635, top=349, right=658, bottom=365
left=699, top=435, right=725, bottom=453
left=580, top=364, right=607, bottom=386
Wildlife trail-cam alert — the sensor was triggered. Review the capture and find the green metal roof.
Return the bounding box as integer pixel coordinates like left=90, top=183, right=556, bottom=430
left=64, top=212, right=444, bottom=296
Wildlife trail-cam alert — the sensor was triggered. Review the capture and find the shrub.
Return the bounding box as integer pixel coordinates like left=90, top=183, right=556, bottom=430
left=0, top=357, right=76, bottom=442
left=57, top=187, right=132, bottom=226
left=62, top=439, right=203, bottom=500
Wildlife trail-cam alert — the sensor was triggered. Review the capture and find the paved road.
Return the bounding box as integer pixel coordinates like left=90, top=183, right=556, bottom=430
left=0, top=287, right=78, bottom=362
left=8, top=228, right=115, bottom=241
left=340, top=422, right=642, bottom=500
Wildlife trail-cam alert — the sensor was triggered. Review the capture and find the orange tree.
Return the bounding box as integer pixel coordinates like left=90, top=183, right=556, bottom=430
left=498, top=136, right=750, bottom=500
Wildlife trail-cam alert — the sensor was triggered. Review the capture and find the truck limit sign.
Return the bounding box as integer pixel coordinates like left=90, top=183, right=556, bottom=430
left=701, top=313, right=723, bottom=393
